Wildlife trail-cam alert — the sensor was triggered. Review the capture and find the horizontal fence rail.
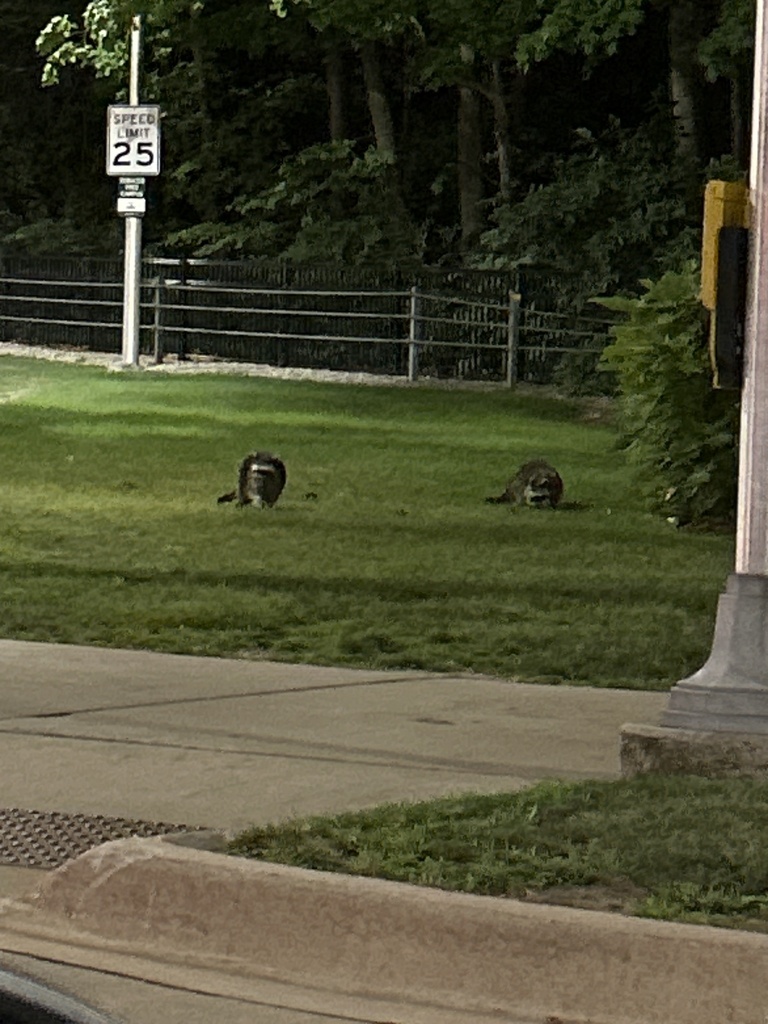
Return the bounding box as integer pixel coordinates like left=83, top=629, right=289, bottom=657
left=0, top=257, right=616, bottom=385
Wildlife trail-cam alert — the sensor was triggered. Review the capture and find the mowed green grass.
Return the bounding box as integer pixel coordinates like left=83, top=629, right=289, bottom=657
left=0, top=356, right=734, bottom=688
left=229, top=775, right=768, bottom=931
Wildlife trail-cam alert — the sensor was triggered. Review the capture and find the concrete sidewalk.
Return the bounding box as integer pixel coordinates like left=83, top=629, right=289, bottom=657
left=0, top=639, right=665, bottom=832
left=0, top=638, right=711, bottom=1024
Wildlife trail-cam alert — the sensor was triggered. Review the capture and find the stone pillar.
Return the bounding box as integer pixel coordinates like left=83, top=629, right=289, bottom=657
left=620, top=0, right=768, bottom=774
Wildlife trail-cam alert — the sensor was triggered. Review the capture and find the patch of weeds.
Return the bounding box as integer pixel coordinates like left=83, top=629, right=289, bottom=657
left=229, top=775, right=768, bottom=930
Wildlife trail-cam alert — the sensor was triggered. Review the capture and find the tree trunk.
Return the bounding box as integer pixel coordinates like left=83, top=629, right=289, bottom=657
left=457, top=86, right=484, bottom=247
left=667, top=0, right=701, bottom=160
left=358, top=41, right=396, bottom=155
left=324, top=42, right=346, bottom=142
left=667, top=0, right=726, bottom=164
left=490, top=61, right=512, bottom=201
left=189, top=33, right=219, bottom=220
left=357, top=38, right=413, bottom=237
left=457, top=46, right=484, bottom=249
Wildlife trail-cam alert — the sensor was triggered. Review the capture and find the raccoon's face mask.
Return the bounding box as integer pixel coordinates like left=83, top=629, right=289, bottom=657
left=524, top=478, right=557, bottom=506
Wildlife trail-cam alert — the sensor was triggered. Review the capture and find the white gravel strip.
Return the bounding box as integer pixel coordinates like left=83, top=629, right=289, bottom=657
left=0, top=341, right=509, bottom=391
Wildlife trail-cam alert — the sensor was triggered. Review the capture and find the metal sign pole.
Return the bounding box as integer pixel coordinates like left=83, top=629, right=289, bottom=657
left=121, top=212, right=142, bottom=366
left=121, top=15, right=143, bottom=367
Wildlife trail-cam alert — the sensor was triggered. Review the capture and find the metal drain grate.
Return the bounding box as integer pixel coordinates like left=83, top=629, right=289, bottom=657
left=0, top=808, right=203, bottom=869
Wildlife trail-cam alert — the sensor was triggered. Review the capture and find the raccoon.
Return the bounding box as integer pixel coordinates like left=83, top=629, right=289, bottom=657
left=218, top=451, right=287, bottom=508
left=486, top=459, right=564, bottom=509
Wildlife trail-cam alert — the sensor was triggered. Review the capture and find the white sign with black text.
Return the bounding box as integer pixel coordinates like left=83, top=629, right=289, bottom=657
left=106, top=105, right=161, bottom=176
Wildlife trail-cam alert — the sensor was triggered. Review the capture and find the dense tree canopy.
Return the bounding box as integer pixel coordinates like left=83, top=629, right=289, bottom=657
left=0, top=0, right=756, bottom=297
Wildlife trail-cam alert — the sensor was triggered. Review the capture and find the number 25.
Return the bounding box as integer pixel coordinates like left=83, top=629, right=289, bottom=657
left=113, top=141, right=154, bottom=166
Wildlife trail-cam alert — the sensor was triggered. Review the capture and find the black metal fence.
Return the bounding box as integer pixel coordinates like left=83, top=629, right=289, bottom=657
left=0, top=256, right=615, bottom=385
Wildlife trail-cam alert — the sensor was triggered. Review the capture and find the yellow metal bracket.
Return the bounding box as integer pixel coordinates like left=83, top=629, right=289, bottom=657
left=701, top=180, right=750, bottom=389
left=701, top=180, right=750, bottom=310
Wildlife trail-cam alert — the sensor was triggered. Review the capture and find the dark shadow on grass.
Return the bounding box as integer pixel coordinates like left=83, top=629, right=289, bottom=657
left=486, top=500, right=594, bottom=513
left=5, top=403, right=548, bottom=456
left=555, top=500, right=593, bottom=512
left=0, top=558, right=722, bottom=611
left=0, top=560, right=497, bottom=602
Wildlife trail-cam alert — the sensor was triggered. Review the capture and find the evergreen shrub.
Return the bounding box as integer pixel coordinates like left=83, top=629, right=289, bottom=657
left=550, top=346, right=616, bottom=397
left=598, top=263, right=739, bottom=528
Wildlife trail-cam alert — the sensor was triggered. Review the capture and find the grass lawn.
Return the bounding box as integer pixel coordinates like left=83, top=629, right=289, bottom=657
left=0, top=354, right=734, bottom=688
left=228, top=775, right=768, bottom=932
left=4, top=356, right=761, bottom=931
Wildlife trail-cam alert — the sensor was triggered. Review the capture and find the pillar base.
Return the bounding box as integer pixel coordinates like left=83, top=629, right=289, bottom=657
left=661, top=573, right=768, bottom=734
left=620, top=722, right=768, bottom=778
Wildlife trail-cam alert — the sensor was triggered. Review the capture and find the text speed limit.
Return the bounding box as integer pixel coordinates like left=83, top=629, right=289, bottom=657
left=106, top=105, right=161, bottom=176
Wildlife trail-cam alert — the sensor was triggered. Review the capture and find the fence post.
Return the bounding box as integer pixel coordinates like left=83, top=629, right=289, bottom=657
left=506, top=290, right=521, bottom=387
left=408, top=284, right=420, bottom=382
left=177, top=258, right=188, bottom=361
left=152, top=276, right=164, bottom=364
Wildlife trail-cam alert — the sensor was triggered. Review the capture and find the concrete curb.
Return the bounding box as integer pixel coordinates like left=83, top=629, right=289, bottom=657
left=621, top=721, right=768, bottom=778
left=2, top=837, right=768, bottom=1024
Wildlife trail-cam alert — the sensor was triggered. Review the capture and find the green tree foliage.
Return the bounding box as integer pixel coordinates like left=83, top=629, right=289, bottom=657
left=516, top=0, right=752, bottom=80
left=515, top=0, right=647, bottom=67
left=0, top=1, right=120, bottom=254
left=598, top=264, right=739, bottom=527
left=477, top=114, right=698, bottom=302
left=36, top=0, right=132, bottom=86
left=12, top=0, right=755, bottom=283
left=699, top=0, right=755, bottom=79
left=169, top=140, right=425, bottom=266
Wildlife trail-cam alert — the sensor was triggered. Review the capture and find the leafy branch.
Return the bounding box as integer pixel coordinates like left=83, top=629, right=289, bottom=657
left=36, top=0, right=130, bottom=86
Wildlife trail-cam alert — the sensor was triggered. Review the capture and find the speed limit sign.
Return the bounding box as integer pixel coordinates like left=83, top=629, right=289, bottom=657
left=106, top=105, right=161, bottom=176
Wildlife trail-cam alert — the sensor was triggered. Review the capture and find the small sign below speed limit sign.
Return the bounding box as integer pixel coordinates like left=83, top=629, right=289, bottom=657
left=106, top=105, right=161, bottom=176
